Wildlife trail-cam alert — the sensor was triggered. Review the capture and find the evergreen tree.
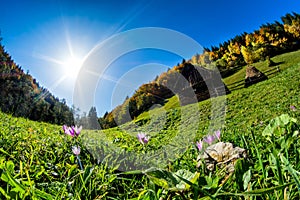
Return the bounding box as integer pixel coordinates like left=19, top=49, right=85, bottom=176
left=88, top=107, right=100, bottom=129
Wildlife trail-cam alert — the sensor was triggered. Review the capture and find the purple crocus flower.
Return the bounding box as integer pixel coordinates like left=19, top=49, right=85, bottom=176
left=143, top=136, right=149, bottom=144
left=73, top=125, right=82, bottom=136
left=72, top=146, right=83, bottom=170
left=72, top=146, right=81, bottom=155
left=63, top=125, right=75, bottom=137
left=137, top=133, right=149, bottom=145
left=196, top=140, right=203, bottom=151
left=137, top=133, right=145, bottom=143
left=63, top=125, right=82, bottom=137
left=290, top=105, right=296, bottom=111
left=204, top=135, right=215, bottom=145
left=62, top=125, right=68, bottom=132
left=214, top=130, right=221, bottom=141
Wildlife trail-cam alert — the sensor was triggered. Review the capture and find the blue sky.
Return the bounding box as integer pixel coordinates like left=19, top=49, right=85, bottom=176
left=1, top=0, right=300, bottom=116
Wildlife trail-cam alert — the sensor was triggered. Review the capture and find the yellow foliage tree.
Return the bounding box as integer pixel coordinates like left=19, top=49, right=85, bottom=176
left=228, top=42, right=241, bottom=55
left=284, top=20, right=300, bottom=38
left=245, top=34, right=255, bottom=46
left=241, top=46, right=267, bottom=64
left=241, top=46, right=255, bottom=64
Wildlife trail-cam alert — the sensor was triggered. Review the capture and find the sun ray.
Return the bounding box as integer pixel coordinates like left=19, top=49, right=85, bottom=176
left=33, top=52, right=64, bottom=65
left=32, top=74, right=68, bottom=104
left=48, top=74, right=69, bottom=91
left=64, top=27, right=75, bottom=57
left=113, top=1, right=151, bottom=33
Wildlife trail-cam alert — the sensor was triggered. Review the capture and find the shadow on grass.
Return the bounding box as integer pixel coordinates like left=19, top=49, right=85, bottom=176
left=220, top=65, right=244, bottom=78
left=268, top=61, right=285, bottom=67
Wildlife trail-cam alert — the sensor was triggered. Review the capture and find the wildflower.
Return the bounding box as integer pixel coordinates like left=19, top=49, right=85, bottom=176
left=196, top=140, right=203, bottom=151
left=137, top=133, right=149, bottom=145
left=72, top=146, right=81, bottom=155
left=73, top=125, right=82, bottom=136
left=72, top=146, right=83, bottom=170
left=63, top=125, right=82, bottom=137
left=214, top=130, right=221, bottom=141
left=143, top=136, right=149, bottom=144
left=137, top=133, right=144, bottom=143
left=290, top=105, right=296, bottom=111
left=62, top=125, right=68, bottom=132
left=63, top=125, right=75, bottom=137
left=204, top=135, right=215, bottom=145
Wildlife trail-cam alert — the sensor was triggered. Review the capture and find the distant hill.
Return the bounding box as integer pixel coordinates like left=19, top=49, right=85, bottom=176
left=99, top=12, right=300, bottom=129
left=0, top=39, right=74, bottom=125
left=99, top=62, right=229, bottom=129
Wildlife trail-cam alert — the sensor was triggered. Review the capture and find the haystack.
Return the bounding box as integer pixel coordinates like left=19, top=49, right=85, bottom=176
left=244, top=66, right=268, bottom=88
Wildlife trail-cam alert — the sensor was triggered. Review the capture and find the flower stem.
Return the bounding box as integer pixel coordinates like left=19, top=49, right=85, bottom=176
left=77, top=155, right=83, bottom=170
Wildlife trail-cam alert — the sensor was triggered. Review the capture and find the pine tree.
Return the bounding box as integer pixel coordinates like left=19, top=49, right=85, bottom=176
left=88, top=107, right=100, bottom=129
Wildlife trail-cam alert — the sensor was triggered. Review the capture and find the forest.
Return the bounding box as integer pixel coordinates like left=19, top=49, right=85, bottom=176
left=0, top=38, right=74, bottom=125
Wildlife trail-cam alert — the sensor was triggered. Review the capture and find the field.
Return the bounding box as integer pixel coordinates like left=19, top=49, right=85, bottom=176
left=0, top=50, right=300, bottom=199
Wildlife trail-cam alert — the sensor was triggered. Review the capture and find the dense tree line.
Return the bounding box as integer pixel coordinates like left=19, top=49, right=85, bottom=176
left=74, top=106, right=100, bottom=130
left=0, top=38, right=74, bottom=125
left=99, top=12, right=300, bottom=129
left=190, top=12, right=300, bottom=76
left=99, top=82, right=173, bottom=129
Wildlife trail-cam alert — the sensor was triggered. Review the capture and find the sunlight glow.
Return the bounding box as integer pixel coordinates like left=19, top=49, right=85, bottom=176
left=62, top=56, right=83, bottom=79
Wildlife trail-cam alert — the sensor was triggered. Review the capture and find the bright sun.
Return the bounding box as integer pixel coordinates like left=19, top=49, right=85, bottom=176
left=62, top=56, right=83, bottom=79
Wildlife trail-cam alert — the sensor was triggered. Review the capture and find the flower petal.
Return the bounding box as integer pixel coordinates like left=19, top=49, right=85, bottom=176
left=72, top=146, right=81, bottom=155
left=196, top=140, right=203, bottom=151
left=214, top=130, right=221, bottom=140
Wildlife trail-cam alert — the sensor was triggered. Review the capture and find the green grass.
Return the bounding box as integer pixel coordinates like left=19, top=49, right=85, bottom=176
left=0, top=50, right=300, bottom=199
left=96, top=55, right=300, bottom=151
left=223, top=49, right=300, bottom=90
left=0, top=113, right=141, bottom=199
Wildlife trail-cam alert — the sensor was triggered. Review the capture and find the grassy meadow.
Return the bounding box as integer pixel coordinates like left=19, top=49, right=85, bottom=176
left=0, top=50, right=300, bottom=199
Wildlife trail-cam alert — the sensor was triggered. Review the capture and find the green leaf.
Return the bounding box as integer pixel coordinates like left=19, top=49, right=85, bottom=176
left=145, top=169, right=176, bottom=190
left=1, top=168, right=26, bottom=195
left=67, top=164, right=78, bottom=177
left=32, top=188, right=53, bottom=200
left=174, top=169, right=200, bottom=190
left=0, top=149, right=13, bottom=160
left=0, top=186, right=11, bottom=199
left=243, top=169, right=251, bottom=191
left=242, top=182, right=293, bottom=195
left=217, top=182, right=293, bottom=197
left=6, top=160, right=15, bottom=173
left=35, top=166, right=45, bottom=179
left=78, top=166, right=94, bottom=195
left=145, top=169, right=199, bottom=191
left=262, top=114, right=297, bottom=140
left=235, top=159, right=249, bottom=190
left=251, top=131, right=266, bottom=180
left=1, top=161, right=15, bottom=183
left=280, top=155, right=300, bottom=191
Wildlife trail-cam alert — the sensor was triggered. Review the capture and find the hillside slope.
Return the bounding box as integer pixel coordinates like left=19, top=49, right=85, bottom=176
left=0, top=41, right=74, bottom=125
left=0, top=55, right=299, bottom=199
left=85, top=56, right=300, bottom=158
left=133, top=49, right=300, bottom=130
